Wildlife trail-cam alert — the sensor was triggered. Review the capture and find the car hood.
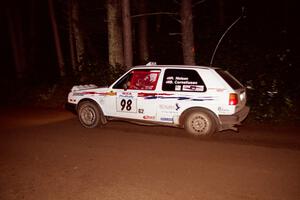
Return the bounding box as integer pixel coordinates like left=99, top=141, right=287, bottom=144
left=71, top=84, right=109, bottom=93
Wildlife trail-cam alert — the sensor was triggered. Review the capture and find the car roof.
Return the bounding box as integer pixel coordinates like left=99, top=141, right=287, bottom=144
left=132, top=64, right=220, bottom=70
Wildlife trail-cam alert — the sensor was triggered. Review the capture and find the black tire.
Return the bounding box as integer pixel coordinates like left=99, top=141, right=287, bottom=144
left=77, top=101, right=103, bottom=128
left=184, top=109, right=217, bottom=136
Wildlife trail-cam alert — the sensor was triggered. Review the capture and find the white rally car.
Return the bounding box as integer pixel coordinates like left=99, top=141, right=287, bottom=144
left=67, top=63, right=249, bottom=136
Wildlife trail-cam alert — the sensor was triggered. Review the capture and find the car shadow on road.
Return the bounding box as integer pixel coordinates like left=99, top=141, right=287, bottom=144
left=100, top=120, right=300, bottom=150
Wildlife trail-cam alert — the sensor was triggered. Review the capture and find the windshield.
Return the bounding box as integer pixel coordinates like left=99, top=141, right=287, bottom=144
left=215, top=69, right=244, bottom=90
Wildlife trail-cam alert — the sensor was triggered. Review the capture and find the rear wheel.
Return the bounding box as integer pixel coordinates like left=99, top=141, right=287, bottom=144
left=78, top=101, right=104, bottom=128
left=184, top=109, right=217, bottom=137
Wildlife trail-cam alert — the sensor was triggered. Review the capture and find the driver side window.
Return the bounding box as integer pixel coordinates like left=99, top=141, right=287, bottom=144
left=113, top=69, right=160, bottom=90
left=112, top=72, right=132, bottom=89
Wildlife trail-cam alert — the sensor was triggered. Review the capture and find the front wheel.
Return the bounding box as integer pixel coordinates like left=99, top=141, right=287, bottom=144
left=184, top=110, right=217, bottom=137
left=77, top=101, right=104, bottom=128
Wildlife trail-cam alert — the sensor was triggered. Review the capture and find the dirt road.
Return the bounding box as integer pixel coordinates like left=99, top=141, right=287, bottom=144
left=1, top=107, right=300, bottom=200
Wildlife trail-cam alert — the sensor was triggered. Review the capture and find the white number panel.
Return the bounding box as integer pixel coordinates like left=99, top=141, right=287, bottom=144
left=116, top=92, right=137, bottom=113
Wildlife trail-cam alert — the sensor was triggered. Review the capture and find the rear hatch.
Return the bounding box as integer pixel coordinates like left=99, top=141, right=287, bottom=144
left=215, top=69, right=247, bottom=110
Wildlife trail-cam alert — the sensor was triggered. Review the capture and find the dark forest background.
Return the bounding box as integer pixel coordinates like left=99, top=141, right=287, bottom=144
left=0, top=0, right=299, bottom=123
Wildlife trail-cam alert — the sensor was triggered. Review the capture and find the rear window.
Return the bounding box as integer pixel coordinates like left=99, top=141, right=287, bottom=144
left=216, top=69, right=244, bottom=90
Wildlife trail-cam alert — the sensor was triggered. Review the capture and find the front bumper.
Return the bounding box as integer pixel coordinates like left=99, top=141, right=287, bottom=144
left=219, top=106, right=250, bottom=125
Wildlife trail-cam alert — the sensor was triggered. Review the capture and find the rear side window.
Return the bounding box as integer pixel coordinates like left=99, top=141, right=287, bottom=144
left=215, top=69, right=244, bottom=90
left=162, top=69, right=206, bottom=92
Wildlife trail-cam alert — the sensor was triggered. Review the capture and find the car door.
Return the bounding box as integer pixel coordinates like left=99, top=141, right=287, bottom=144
left=107, top=69, right=161, bottom=121
left=157, top=68, right=209, bottom=123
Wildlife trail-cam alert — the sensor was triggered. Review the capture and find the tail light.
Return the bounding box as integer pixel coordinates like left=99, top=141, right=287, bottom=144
left=229, top=93, right=238, bottom=105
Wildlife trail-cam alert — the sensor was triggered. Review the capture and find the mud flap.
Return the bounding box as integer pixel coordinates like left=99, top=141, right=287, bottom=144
left=220, top=124, right=239, bottom=132
left=100, top=113, right=107, bottom=125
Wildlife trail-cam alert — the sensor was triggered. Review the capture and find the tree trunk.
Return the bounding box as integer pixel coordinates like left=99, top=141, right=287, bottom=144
left=122, top=0, right=133, bottom=68
left=68, top=0, right=77, bottom=73
left=6, top=8, right=26, bottom=78
left=180, top=0, right=195, bottom=65
left=28, top=0, right=37, bottom=74
left=48, top=0, right=65, bottom=77
left=71, top=0, right=85, bottom=71
left=138, top=0, right=149, bottom=63
left=107, top=0, right=124, bottom=69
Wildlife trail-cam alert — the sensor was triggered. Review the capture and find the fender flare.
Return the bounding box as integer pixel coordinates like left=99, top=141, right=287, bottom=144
left=179, top=107, right=221, bottom=130
left=77, top=98, right=107, bottom=124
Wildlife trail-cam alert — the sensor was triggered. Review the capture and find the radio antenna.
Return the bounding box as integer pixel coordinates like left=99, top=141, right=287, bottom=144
left=209, top=6, right=246, bottom=67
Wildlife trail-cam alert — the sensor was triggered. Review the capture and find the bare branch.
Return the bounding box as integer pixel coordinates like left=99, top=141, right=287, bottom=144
left=169, top=32, right=182, bottom=36
left=131, top=12, right=178, bottom=18
left=193, top=0, right=207, bottom=7
left=175, top=18, right=182, bottom=24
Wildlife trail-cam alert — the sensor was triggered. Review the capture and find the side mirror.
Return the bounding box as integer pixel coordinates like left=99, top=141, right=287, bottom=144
left=123, top=83, right=128, bottom=91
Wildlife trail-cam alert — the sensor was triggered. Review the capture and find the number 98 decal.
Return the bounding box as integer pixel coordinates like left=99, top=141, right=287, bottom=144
left=117, top=98, right=137, bottom=113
